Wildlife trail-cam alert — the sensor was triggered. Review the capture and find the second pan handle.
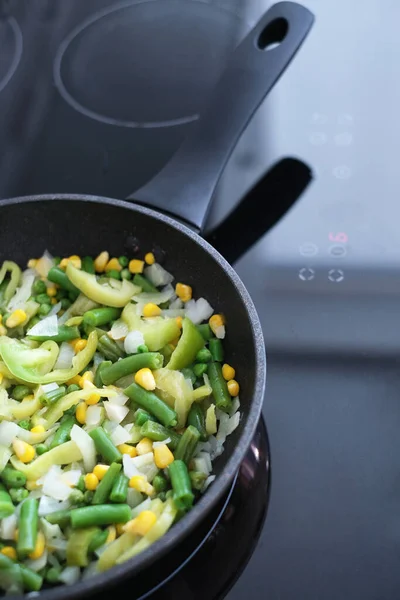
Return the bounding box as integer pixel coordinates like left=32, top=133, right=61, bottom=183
left=129, top=2, right=314, bottom=232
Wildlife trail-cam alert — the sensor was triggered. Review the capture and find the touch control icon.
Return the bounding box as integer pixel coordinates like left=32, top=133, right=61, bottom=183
left=299, top=243, right=319, bottom=257
left=299, top=268, right=315, bottom=281
left=328, top=269, right=344, bottom=282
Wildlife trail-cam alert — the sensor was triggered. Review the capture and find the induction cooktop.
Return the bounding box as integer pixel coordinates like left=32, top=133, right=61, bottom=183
left=1, top=1, right=400, bottom=599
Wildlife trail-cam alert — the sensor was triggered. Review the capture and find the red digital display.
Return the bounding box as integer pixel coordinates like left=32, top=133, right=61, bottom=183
left=328, top=232, right=348, bottom=243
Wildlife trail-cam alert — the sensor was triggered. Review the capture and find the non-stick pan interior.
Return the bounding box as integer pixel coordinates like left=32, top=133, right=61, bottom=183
left=0, top=195, right=265, bottom=596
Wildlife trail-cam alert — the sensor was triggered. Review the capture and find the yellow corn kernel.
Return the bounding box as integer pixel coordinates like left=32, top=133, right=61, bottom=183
left=68, top=255, right=81, bottom=269
left=30, top=425, right=45, bottom=434
left=25, top=480, right=38, bottom=491
left=6, top=309, right=27, bottom=328
left=94, top=251, right=110, bottom=273
left=209, top=314, right=225, bottom=335
left=0, top=373, right=3, bottom=385
left=222, top=363, right=236, bottom=381
left=74, top=339, right=87, bottom=353
left=154, top=444, right=174, bottom=469
left=128, top=259, right=144, bottom=274
left=105, top=258, right=122, bottom=272
left=50, top=297, right=58, bottom=305
left=93, top=464, right=109, bottom=480
left=27, top=259, right=38, bottom=269
left=79, top=371, right=94, bottom=388
left=144, top=252, right=155, bottom=265
left=76, top=402, right=87, bottom=424
left=67, top=375, right=81, bottom=386
left=106, top=526, right=117, bottom=544
left=12, top=439, right=35, bottom=463
left=86, top=393, right=101, bottom=405
left=117, top=444, right=138, bottom=458
left=175, top=283, right=192, bottom=303
left=59, top=258, right=69, bottom=269
left=1, top=546, right=17, bottom=560
left=46, top=286, right=57, bottom=297
left=128, top=475, right=154, bottom=496
left=175, top=316, right=183, bottom=328
left=124, top=511, right=157, bottom=536
left=227, top=379, right=239, bottom=397
left=134, top=368, right=156, bottom=391
left=84, top=473, right=99, bottom=491
left=116, top=523, right=125, bottom=536
left=0, top=325, right=6, bottom=336
left=135, top=437, right=153, bottom=455
left=29, top=531, right=45, bottom=560
left=142, top=303, right=161, bottom=318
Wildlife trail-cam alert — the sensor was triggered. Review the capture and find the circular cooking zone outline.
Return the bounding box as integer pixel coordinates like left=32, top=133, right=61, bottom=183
left=0, top=16, right=23, bottom=94
left=53, top=0, right=243, bottom=129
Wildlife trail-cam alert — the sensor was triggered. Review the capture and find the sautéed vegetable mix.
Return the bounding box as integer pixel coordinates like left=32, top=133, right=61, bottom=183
left=0, top=251, right=241, bottom=593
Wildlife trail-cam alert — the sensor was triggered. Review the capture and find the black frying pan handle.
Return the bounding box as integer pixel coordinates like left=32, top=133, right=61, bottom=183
left=128, top=2, right=314, bottom=232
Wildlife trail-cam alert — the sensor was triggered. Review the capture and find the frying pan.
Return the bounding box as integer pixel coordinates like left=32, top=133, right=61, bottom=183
left=1, top=3, right=314, bottom=597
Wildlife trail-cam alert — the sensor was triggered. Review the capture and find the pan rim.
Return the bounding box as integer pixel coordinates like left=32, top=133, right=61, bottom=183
left=0, top=193, right=266, bottom=598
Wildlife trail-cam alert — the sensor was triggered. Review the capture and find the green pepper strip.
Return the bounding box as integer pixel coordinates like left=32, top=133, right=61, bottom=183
left=0, top=331, right=98, bottom=384
left=0, top=261, right=21, bottom=306
left=167, top=318, right=204, bottom=370
left=66, top=527, right=100, bottom=567
left=10, top=441, right=82, bottom=480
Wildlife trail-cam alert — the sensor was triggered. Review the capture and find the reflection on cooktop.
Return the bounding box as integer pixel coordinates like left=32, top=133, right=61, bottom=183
left=0, top=15, right=23, bottom=94
left=54, top=0, right=242, bottom=128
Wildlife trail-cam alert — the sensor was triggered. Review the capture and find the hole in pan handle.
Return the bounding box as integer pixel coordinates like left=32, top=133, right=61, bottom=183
left=127, top=2, right=314, bottom=234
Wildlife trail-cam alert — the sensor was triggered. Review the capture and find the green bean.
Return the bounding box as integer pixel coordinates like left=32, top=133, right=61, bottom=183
left=100, top=353, right=164, bottom=385
left=133, top=274, right=158, bottom=293
left=92, top=462, right=122, bottom=505
left=196, top=324, right=213, bottom=341
left=137, top=344, right=149, bottom=354
left=124, top=383, right=177, bottom=428
left=0, top=484, right=14, bottom=518
left=40, top=385, right=67, bottom=406
left=49, top=415, right=75, bottom=449
left=19, top=564, right=43, bottom=591
left=207, top=362, right=232, bottom=412
left=88, top=529, right=108, bottom=553
left=181, top=367, right=196, bottom=385
left=208, top=338, right=224, bottom=362
left=97, top=334, right=125, bottom=362
left=188, top=404, right=208, bottom=442
left=32, top=279, right=47, bottom=295
left=82, top=256, right=95, bottom=274
left=174, top=425, right=200, bottom=464
left=45, top=509, right=71, bottom=527
left=48, top=267, right=79, bottom=294
left=89, top=428, right=122, bottom=464
left=35, top=444, right=48, bottom=456
left=169, top=460, right=194, bottom=511
left=109, top=473, right=129, bottom=503
left=18, top=419, right=30, bottom=430
left=120, top=268, right=131, bottom=280
left=195, top=348, right=212, bottom=363
left=45, top=566, right=62, bottom=584
left=70, top=504, right=131, bottom=528
left=134, top=408, right=155, bottom=427
left=193, top=363, right=207, bottom=378
left=69, top=489, right=85, bottom=506
left=35, top=293, right=51, bottom=305
left=39, top=303, right=52, bottom=316
left=189, top=471, right=208, bottom=491
left=77, top=475, right=85, bottom=493
left=29, top=326, right=80, bottom=343
left=94, top=360, right=112, bottom=387
left=0, top=467, right=27, bottom=488
left=83, top=307, right=121, bottom=328
left=153, top=474, right=168, bottom=494
left=140, top=420, right=181, bottom=450
left=9, top=487, right=29, bottom=503
left=17, top=498, right=38, bottom=556
left=12, top=385, right=31, bottom=401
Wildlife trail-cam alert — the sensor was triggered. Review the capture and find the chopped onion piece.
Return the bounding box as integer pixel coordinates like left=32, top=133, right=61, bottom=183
left=131, top=498, right=151, bottom=518
left=126, top=488, right=143, bottom=508
left=61, top=469, right=82, bottom=487
left=35, top=251, right=54, bottom=278
left=104, top=402, right=129, bottom=424
left=161, top=309, right=185, bottom=318
left=185, top=298, right=214, bottom=325
left=124, top=330, right=145, bottom=354
left=144, top=263, right=174, bottom=287
left=8, top=270, right=35, bottom=311
left=153, top=438, right=171, bottom=448
left=59, top=566, right=80, bottom=586
left=41, top=466, right=72, bottom=501
left=93, top=352, right=103, bottom=368
left=169, top=297, right=183, bottom=310
left=0, top=445, right=12, bottom=472
left=27, top=314, right=58, bottom=337
left=41, top=382, right=59, bottom=394
left=54, top=342, right=75, bottom=370
left=215, top=325, right=226, bottom=339
left=110, top=320, right=129, bottom=340
left=86, top=405, right=103, bottom=428
left=0, top=421, right=19, bottom=446
left=70, top=425, right=96, bottom=472
left=0, top=513, right=17, bottom=540
left=134, top=284, right=175, bottom=306
left=48, top=301, right=62, bottom=317
left=108, top=392, right=129, bottom=406
left=110, top=424, right=131, bottom=446
left=122, top=454, right=141, bottom=479
left=202, top=475, right=216, bottom=491
left=38, top=496, right=70, bottom=516
left=26, top=550, right=48, bottom=572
